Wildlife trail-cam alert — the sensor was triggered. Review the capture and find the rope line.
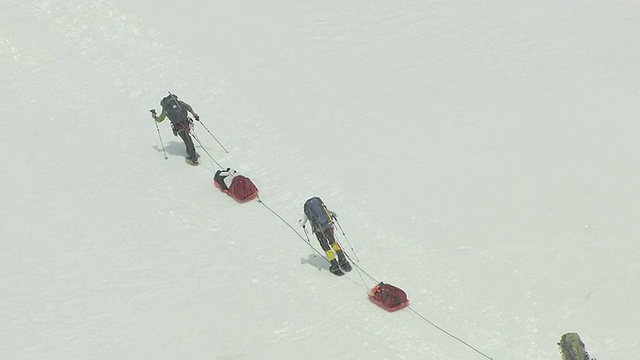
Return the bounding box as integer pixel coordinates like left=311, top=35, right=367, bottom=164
left=407, top=306, right=495, bottom=360
left=334, top=218, right=360, bottom=262
left=190, top=125, right=224, bottom=169
left=346, top=257, right=378, bottom=284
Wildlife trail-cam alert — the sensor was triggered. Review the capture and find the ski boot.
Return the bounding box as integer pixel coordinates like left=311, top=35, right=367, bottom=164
left=185, top=156, right=199, bottom=165
left=338, top=258, right=352, bottom=272
left=329, top=260, right=344, bottom=276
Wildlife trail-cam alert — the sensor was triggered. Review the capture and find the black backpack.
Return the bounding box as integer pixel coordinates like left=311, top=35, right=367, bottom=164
left=160, top=94, right=188, bottom=124
left=304, top=197, right=332, bottom=231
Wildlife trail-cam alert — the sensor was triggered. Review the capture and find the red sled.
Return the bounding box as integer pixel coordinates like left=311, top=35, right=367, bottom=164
left=368, top=282, right=409, bottom=312
left=214, top=169, right=259, bottom=203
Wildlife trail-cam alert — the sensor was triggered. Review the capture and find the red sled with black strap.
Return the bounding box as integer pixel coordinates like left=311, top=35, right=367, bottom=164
left=214, top=168, right=259, bottom=203
left=368, top=282, right=409, bottom=312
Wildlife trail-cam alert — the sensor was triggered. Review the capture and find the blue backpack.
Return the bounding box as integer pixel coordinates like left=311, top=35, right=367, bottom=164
left=304, top=197, right=332, bottom=231
left=160, top=94, right=188, bottom=124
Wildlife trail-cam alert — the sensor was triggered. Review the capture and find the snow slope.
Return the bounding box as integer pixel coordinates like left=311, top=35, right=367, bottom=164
left=2, top=1, right=639, bottom=359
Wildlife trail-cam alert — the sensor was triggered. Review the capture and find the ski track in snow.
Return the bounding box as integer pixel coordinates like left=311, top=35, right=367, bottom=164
left=2, top=1, right=640, bottom=359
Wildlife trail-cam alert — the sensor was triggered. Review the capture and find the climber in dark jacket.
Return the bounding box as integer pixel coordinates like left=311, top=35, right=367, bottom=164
left=151, top=94, right=200, bottom=165
left=299, top=197, right=352, bottom=276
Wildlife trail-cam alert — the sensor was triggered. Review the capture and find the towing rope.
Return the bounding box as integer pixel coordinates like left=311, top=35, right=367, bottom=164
left=182, top=130, right=495, bottom=360
left=256, top=197, right=495, bottom=360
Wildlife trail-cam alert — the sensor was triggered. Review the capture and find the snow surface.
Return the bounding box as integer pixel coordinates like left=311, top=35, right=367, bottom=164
left=2, top=1, right=639, bottom=359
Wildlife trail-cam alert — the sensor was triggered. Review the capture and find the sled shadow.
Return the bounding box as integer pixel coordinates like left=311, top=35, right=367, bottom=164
left=301, top=254, right=329, bottom=270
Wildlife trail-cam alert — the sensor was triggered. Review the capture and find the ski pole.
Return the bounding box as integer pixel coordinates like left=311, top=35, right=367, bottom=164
left=150, top=109, right=167, bottom=159
left=302, top=226, right=319, bottom=257
left=334, top=218, right=360, bottom=262
left=198, top=120, right=229, bottom=153
left=189, top=127, right=224, bottom=169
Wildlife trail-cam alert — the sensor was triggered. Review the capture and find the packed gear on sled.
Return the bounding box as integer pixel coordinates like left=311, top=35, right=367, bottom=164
left=214, top=168, right=236, bottom=191
left=299, top=197, right=351, bottom=275
left=151, top=93, right=200, bottom=163
left=368, top=282, right=409, bottom=312
left=213, top=168, right=259, bottom=202
left=559, top=333, right=593, bottom=360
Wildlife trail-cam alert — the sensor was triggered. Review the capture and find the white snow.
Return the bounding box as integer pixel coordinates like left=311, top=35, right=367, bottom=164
left=2, top=1, right=639, bottom=359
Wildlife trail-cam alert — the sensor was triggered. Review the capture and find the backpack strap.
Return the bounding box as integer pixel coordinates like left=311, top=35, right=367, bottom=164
left=321, top=203, right=335, bottom=225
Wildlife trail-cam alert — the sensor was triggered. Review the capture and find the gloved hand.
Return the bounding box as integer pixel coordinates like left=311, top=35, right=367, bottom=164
left=194, top=113, right=200, bottom=121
